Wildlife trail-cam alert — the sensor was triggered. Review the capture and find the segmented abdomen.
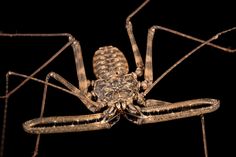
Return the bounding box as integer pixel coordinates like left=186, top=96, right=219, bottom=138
left=93, top=46, right=129, bottom=79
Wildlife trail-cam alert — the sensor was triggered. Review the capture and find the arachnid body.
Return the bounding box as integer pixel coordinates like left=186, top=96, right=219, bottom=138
left=0, top=0, right=235, bottom=157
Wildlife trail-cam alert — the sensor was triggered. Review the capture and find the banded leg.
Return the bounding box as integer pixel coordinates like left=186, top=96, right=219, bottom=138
left=126, top=0, right=235, bottom=89
left=23, top=75, right=119, bottom=155
left=144, top=26, right=236, bottom=95
left=41, top=72, right=100, bottom=112
left=142, top=28, right=235, bottom=156
left=0, top=71, right=102, bottom=157
left=0, top=33, right=75, bottom=157
left=71, top=39, right=89, bottom=93
left=142, top=20, right=235, bottom=157
left=32, top=71, right=99, bottom=157
left=125, top=0, right=150, bottom=76
left=143, top=28, right=154, bottom=86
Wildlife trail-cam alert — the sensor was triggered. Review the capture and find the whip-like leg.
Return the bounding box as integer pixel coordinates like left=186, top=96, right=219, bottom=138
left=126, top=0, right=235, bottom=90
left=0, top=33, right=74, bottom=157
left=32, top=70, right=98, bottom=157
left=144, top=26, right=236, bottom=95
left=142, top=14, right=235, bottom=157
left=0, top=71, right=102, bottom=157
left=141, top=28, right=234, bottom=156
left=201, top=115, right=208, bottom=157
left=0, top=33, right=75, bottom=98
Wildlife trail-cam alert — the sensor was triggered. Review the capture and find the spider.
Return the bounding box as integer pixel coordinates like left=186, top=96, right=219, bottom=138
left=0, top=0, right=235, bottom=157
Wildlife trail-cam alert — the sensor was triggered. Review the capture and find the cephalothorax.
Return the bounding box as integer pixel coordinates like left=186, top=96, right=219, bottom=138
left=0, top=0, right=235, bottom=157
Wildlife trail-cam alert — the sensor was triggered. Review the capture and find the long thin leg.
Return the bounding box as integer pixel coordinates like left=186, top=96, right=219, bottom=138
left=126, top=0, right=235, bottom=88
left=0, top=71, right=102, bottom=157
left=125, top=0, right=150, bottom=76
left=143, top=26, right=236, bottom=90
left=0, top=34, right=85, bottom=157
left=144, top=26, right=236, bottom=95
left=0, top=33, right=74, bottom=99
left=14, top=72, right=99, bottom=157
left=201, top=115, right=208, bottom=157
left=42, top=72, right=100, bottom=112
left=33, top=72, right=72, bottom=157
left=0, top=74, right=9, bottom=157
left=6, top=71, right=101, bottom=112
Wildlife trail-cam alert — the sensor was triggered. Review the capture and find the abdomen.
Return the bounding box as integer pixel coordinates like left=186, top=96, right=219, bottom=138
left=93, top=46, right=129, bottom=79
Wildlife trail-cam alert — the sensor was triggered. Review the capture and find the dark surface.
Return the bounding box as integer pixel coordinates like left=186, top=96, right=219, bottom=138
left=0, top=0, right=235, bottom=157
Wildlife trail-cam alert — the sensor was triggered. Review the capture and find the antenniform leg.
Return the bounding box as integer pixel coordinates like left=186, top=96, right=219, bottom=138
left=0, top=33, right=76, bottom=157
left=1, top=71, right=113, bottom=156
left=0, top=35, right=100, bottom=157
left=142, top=26, right=235, bottom=157
left=144, top=26, right=236, bottom=95
left=32, top=71, right=98, bottom=157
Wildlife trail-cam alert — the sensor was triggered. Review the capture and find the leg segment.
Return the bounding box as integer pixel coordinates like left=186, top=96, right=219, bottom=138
left=0, top=33, right=74, bottom=99
left=126, top=0, right=150, bottom=76
left=0, top=71, right=103, bottom=157
left=42, top=72, right=101, bottom=112
left=143, top=29, right=154, bottom=86
left=31, top=71, right=91, bottom=156
left=71, top=39, right=89, bottom=93
left=0, top=33, right=90, bottom=157
left=144, top=26, right=236, bottom=95
left=142, top=25, right=235, bottom=157
left=201, top=115, right=208, bottom=157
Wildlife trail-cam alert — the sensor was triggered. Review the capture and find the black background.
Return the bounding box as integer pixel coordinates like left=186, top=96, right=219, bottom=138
left=0, top=0, right=235, bottom=157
